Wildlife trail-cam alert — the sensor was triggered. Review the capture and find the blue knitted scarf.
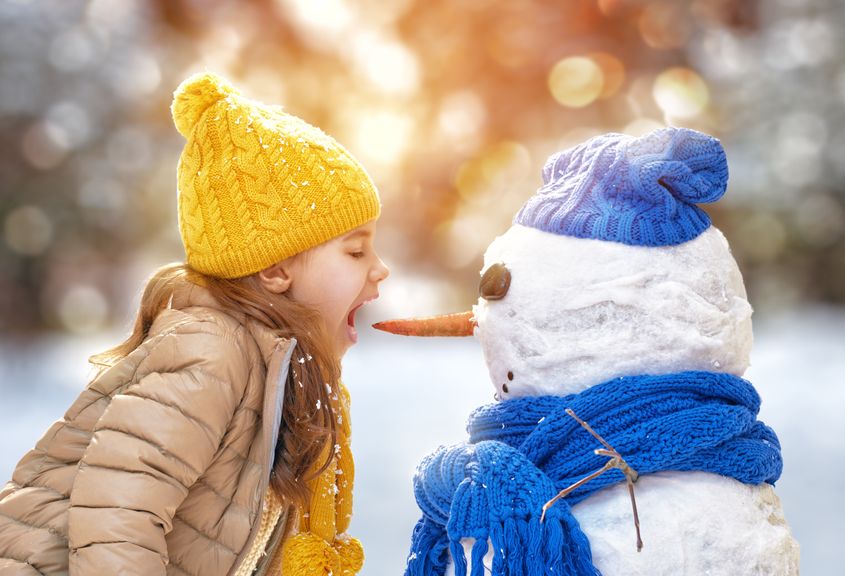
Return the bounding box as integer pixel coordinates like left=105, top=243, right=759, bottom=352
left=405, top=371, right=782, bottom=576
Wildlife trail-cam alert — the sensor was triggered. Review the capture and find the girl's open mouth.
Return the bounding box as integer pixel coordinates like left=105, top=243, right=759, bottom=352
left=346, top=297, right=377, bottom=343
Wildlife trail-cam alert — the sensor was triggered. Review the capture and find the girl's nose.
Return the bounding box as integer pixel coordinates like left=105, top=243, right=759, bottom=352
left=371, top=256, right=390, bottom=283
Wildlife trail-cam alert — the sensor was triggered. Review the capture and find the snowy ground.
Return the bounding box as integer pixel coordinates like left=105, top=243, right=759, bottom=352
left=1, top=306, right=843, bottom=574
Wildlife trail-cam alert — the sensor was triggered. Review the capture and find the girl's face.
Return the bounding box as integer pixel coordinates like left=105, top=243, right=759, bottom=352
left=286, top=220, right=389, bottom=357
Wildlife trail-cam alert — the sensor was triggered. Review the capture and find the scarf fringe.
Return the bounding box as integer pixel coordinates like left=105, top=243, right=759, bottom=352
left=445, top=512, right=598, bottom=576
left=406, top=517, right=450, bottom=576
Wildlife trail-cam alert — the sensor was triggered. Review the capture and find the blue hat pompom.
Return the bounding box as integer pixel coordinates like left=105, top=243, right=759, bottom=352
left=515, top=127, right=729, bottom=247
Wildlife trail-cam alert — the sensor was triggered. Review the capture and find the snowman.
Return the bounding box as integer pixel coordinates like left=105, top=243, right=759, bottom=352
left=376, top=127, right=800, bottom=575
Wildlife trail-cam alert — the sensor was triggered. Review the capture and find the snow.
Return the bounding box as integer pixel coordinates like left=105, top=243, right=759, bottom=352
left=1, top=306, right=843, bottom=574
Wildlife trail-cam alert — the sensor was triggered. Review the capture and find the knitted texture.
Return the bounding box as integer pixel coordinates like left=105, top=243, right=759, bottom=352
left=171, top=72, right=381, bottom=278
left=233, top=486, right=285, bottom=576
left=406, top=372, right=782, bottom=576
left=514, top=127, right=728, bottom=247
left=281, top=382, right=364, bottom=576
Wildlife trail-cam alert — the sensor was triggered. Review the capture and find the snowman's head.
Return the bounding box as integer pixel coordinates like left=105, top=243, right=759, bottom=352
left=473, top=127, right=753, bottom=399
left=473, top=225, right=752, bottom=399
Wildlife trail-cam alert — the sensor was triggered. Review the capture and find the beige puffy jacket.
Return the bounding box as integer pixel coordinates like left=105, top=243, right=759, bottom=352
left=0, top=283, right=295, bottom=575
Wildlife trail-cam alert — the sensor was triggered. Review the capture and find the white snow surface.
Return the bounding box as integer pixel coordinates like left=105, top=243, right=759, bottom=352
left=473, top=224, right=753, bottom=398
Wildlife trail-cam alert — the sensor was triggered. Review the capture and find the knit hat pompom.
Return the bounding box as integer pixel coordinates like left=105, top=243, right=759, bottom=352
left=519, top=126, right=729, bottom=247
left=542, top=127, right=727, bottom=205
left=635, top=127, right=727, bottom=205
left=171, top=72, right=238, bottom=138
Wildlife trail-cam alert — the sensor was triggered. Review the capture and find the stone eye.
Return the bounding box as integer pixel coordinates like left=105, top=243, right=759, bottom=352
left=479, top=262, right=511, bottom=300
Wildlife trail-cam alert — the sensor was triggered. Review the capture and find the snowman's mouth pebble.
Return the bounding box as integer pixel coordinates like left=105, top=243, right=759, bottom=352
left=501, top=370, right=515, bottom=394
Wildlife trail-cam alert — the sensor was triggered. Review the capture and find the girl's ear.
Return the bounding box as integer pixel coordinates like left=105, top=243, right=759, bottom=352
left=258, top=260, right=294, bottom=294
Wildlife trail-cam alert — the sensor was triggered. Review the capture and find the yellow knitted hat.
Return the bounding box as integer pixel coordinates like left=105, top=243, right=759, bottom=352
left=171, top=72, right=381, bottom=278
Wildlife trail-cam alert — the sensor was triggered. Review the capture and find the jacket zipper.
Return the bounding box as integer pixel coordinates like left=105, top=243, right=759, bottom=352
left=226, top=338, right=296, bottom=576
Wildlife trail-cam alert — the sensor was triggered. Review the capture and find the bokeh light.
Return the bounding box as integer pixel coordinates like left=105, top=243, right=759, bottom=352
left=347, top=107, right=415, bottom=169
left=48, top=27, right=97, bottom=72
left=277, top=0, right=355, bottom=36
left=652, top=67, right=709, bottom=118
left=437, top=91, right=487, bottom=141
left=4, top=205, right=53, bottom=256
left=548, top=56, right=604, bottom=108
left=46, top=101, right=93, bottom=149
left=56, top=284, right=109, bottom=334
left=770, top=111, right=827, bottom=190
left=351, top=31, right=419, bottom=95
left=764, top=18, right=836, bottom=70
left=696, top=29, right=752, bottom=80
left=20, top=121, right=70, bottom=170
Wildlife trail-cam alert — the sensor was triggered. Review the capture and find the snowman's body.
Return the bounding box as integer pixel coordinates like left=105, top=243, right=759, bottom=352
left=444, top=224, right=800, bottom=575
left=448, top=472, right=798, bottom=576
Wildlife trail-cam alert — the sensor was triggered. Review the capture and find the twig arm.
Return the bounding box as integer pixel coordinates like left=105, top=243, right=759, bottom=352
left=540, top=408, right=645, bottom=552
left=565, top=408, right=615, bottom=452
left=540, top=460, right=615, bottom=522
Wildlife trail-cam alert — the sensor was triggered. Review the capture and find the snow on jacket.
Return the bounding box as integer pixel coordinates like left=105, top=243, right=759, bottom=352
left=0, top=282, right=295, bottom=576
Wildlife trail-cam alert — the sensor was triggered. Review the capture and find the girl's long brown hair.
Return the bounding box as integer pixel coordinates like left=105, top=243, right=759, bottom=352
left=90, top=262, right=339, bottom=508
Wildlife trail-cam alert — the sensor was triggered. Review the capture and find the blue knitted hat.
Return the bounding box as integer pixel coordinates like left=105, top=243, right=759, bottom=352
left=514, top=127, right=729, bottom=246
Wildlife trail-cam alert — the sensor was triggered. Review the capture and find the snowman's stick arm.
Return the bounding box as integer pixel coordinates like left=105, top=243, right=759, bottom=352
left=565, top=408, right=615, bottom=453
left=595, top=449, right=643, bottom=552
left=541, top=409, right=644, bottom=552
left=627, top=476, right=643, bottom=552
left=540, top=459, right=616, bottom=522
left=595, top=449, right=639, bottom=483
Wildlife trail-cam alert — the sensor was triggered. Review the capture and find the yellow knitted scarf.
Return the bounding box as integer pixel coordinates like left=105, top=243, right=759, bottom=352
left=278, top=381, right=363, bottom=575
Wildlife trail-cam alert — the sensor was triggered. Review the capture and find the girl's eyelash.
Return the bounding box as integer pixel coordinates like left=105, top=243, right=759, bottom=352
left=350, top=251, right=365, bottom=259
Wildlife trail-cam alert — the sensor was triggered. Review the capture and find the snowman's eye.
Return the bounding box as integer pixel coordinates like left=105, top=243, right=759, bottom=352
left=479, top=263, right=511, bottom=300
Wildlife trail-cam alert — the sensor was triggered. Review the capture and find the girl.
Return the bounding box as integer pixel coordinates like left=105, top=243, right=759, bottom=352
left=0, top=72, right=389, bottom=576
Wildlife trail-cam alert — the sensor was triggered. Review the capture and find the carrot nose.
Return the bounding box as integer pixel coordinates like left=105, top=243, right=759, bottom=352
left=372, top=310, right=476, bottom=337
